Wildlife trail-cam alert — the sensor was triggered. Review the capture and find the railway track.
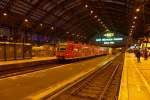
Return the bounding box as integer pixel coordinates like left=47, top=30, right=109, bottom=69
left=50, top=54, right=124, bottom=100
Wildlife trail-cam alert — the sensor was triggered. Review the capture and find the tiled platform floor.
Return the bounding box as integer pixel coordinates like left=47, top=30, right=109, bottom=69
left=119, top=53, right=150, bottom=100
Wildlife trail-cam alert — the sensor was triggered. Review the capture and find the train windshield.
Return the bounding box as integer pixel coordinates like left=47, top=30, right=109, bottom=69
left=59, top=48, right=66, bottom=51
left=58, top=45, right=66, bottom=51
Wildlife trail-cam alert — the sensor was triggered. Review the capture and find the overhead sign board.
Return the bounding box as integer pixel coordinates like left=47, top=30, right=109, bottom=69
left=103, top=42, right=114, bottom=44
left=104, top=32, right=114, bottom=37
left=96, top=38, right=123, bottom=42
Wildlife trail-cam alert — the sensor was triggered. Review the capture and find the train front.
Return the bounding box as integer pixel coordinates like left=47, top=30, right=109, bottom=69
left=56, top=43, right=66, bottom=60
left=56, top=42, right=73, bottom=60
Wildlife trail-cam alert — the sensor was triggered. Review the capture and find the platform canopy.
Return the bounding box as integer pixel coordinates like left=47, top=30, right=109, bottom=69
left=0, top=0, right=150, bottom=40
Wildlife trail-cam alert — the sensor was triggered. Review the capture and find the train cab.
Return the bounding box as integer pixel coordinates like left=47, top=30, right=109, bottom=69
left=56, top=42, right=74, bottom=60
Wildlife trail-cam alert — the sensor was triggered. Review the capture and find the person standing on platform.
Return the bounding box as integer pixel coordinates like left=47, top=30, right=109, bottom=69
left=136, top=49, right=141, bottom=62
left=144, top=48, right=148, bottom=60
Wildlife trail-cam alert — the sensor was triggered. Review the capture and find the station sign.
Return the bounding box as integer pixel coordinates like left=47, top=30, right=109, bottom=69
left=96, top=38, right=123, bottom=42
left=103, top=42, right=114, bottom=44
left=104, top=32, right=114, bottom=37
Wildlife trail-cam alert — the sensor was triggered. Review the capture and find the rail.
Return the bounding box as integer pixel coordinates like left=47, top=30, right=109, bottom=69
left=25, top=53, right=122, bottom=100
left=49, top=54, right=121, bottom=100
left=98, top=64, right=120, bottom=100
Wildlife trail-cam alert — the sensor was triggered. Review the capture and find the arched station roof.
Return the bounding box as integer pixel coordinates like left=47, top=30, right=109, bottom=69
left=0, top=0, right=149, bottom=41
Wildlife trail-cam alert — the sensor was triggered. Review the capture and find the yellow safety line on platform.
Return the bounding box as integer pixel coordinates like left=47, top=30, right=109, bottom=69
left=118, top=53, right=129, bottom=100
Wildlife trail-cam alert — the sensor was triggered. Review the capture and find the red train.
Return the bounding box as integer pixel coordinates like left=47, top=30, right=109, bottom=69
left=56, top=42, right=109, bottom=60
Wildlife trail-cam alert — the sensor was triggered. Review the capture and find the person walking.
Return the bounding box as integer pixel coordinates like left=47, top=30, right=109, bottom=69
left=136, top=49, right=141, bottom=62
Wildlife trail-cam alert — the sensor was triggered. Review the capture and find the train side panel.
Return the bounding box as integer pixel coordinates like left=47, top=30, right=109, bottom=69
left=56, top=42, right=109, bottom=60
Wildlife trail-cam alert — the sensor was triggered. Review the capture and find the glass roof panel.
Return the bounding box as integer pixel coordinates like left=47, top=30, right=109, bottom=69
left=55, top=19, right=66, bottom=27
left=64, top=0, right=81, bottom=10
left=44, top=15, right=57, bottom=24
left=0, top=0, right=10, bottom=9
left=102, top=0, right=126, bottom=5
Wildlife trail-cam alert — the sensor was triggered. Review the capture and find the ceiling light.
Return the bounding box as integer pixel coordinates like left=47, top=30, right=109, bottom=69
left=66, top=32, right=69, bottom=34
left=40, top=23, right=43, bottom=27
left=51, top=26, right=54, bottom=30
left=90, top=10, right=93, bottom=14
left=129, top=33, right=132, bottom=36
left=133, top=21, right=135, bottom=24
left=94, top=15, right=98, bottom=18
left=106, top=29, right=109, bottom=32
left=136, top=8, right=140, bottom=12
left=102, top=24, right=105, bottom=27
left=24, top=19, right=28, bottom=22
left=98, top=19, right=101, bottom=21
left=85, top=4, right=88, bottom=8
left=3, top=13, right=7, bottom=16
left=134, top=16, right=137, bottom=19
left=132, top=25, right=135, bottom=28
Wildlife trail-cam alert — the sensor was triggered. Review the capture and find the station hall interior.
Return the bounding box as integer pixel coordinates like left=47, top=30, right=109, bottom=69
left=0, top=0, right=150, bottom=100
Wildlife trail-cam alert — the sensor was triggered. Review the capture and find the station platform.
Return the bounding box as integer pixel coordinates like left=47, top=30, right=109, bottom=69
left=119, top=53, right=150, bottom=100
left=0, top=55, right=117, bottom=100
left=0, top=57, right=56, bottom=71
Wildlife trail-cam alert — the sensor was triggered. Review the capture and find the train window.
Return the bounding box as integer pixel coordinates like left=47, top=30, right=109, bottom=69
left=59, top=48, right=66, bottom=51
left=73, top=48, right=78, bottom=52
left=59, top=44, right=66, bottom=51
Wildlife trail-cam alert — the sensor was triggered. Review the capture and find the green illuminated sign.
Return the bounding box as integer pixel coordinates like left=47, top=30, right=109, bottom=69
left=96, top=38, right=123, bottom=42
left=104, top=42, right=114, bottom=44
left=104, top=33, right=114, bottom=37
